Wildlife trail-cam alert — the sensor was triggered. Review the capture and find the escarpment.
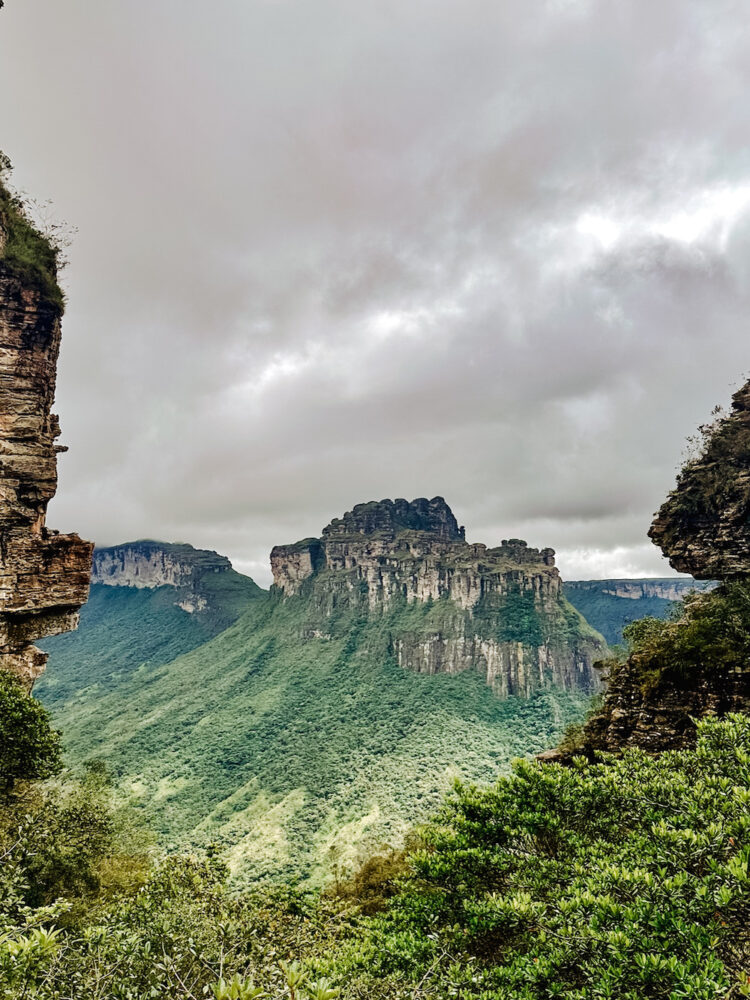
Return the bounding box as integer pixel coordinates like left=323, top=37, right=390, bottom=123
left=93, top=540, right=232, bottom=589
left=0, top=197, right=92, bottom=688
left=89, top=540, right=260, bottom=620
left=272, top=497, right=605, bottom=697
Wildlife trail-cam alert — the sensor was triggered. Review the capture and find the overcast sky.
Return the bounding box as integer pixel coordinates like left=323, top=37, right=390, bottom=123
left=1, top=1, right=748, bottom=586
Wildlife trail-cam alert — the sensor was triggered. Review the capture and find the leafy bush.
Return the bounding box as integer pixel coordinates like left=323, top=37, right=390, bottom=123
left=337, top=714, right=750, bottom=999
left=0, top=671, right=62, bottom=794
left=617, top=581, right=750, bottom=694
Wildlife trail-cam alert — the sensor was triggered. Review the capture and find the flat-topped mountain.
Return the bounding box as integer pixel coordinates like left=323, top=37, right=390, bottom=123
left=93, top=540, right=232, bottom=590
left=37, top=541, right=261, bottom=706
left=272, top=497, right=604, bottom=698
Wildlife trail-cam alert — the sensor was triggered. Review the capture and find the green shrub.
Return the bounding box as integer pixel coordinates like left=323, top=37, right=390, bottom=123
left=338, top=714, right=750, bottom=999
left=0, top=671, right=62, bottom=795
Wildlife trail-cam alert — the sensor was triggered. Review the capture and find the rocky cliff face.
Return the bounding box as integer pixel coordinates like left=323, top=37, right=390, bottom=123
left=92, top=540, right=248, bottom=616
left=93, top=540, right=231, bottom=589
left=566, top=578, right=714, bottom=602
left=556, top=641, right=750, bottom=758
left=549, top=383, right=750, bottom=760
left=272, top=498, right=605, bottom=697
left=0, top=250, right=92, bottom=688
left=649, top=379, right=750, bottom=578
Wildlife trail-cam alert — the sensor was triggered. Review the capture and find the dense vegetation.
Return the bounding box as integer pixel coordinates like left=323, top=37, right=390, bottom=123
left=4, top=547, right=750, bottom=997
left=0, top=672, right=62, bottom=794
left=37, top=574, right=261, bottom=706
left=342, top=714, right=750, bottom=999
left=0, top=152, right=64, bottom=312
left=41, top=588, right=590, bottom=884
left=612, top=581, right=750, bottom=696
left=2, top=707, right=748, bottom=998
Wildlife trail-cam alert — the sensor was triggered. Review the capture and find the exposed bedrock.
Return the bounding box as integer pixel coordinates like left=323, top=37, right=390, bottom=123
left=271, top=497, right=604, bottom=697
left=0, top=262, right=92, bottom=688
left=649, top=379, right=750, bottom=578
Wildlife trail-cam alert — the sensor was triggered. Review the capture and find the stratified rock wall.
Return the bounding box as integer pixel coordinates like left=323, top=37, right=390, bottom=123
left=649, top=380, right=750, bottom=578
left=0, top=261, right=92, bottom=688
left=93, top=540, right=232, bottom=589
left=271, top=497, right=605, bottom=697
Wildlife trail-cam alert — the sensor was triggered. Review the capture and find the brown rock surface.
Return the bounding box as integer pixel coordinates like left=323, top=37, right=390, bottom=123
left=568, top=650, right=750, bottom=758
left=0, top=260, right=92, bottom=688
left=649, top=379, right=750, bottom=578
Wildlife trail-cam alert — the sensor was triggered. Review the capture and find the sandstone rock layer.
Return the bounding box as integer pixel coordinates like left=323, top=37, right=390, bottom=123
left=272, top=497, right=605, bottom=697
left=0, top=261, right=92, bottom=687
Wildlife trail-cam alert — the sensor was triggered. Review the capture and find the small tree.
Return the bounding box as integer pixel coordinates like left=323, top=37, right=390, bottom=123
left=0, top=670, right=62, bottom=795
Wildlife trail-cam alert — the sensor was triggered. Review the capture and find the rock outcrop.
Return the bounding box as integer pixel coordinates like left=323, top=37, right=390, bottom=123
left=93, top=540, right=232, bottom=590
left=272, top=497, right=605, bottom=697
left=556, top=642, right=750, bottom=758
left=547, top=382, right=750, bottom=761
left=0, top=238, right=92, bottom=688
left=649, top=379, right=750, bottom=578
left=92, top=540, right=258, bottom=618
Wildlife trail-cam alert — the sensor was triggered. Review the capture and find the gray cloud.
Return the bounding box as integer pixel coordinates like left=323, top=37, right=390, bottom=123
left=1, top=0, right=748, bottom=586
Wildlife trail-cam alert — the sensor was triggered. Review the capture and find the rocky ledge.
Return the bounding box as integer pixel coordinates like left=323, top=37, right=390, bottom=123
left=272, top=497, right=605, bottom=697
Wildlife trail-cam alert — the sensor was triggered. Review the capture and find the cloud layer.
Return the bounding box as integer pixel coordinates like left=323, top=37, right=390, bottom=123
left=1, top=0, right=748, bottom=585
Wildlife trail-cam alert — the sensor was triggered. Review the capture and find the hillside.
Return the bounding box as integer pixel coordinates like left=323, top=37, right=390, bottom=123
left=564, top=577, right=715, bottom=645
left=36, top=541, right=261, bottom=706
left=40, top=503, right=604, bottom=884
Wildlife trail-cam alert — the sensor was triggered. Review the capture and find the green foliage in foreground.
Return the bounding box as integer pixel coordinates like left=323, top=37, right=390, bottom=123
left=42, top=592, right=590, bottom=884
left=0, top=672, right=62, bottom=794
left=615, top=580, right=750, bottom=695
left=339, top=713, right=750, bottom=999
left=1, top=715, right=749, bottom=998
left=0, top=152, right=64, bottom=312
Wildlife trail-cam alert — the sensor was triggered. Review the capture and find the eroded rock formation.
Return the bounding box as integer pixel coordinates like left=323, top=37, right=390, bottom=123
left=550, top=643, right=750, bottom=759
left=565, top=578, right=714, bottom=602
left=546, top=383, right=750, bottom=761
left=272, top=497, right=605, bottom=697
left=0, top=260, right=92, bottom=688
left=649, top=379, right=750, bottom=578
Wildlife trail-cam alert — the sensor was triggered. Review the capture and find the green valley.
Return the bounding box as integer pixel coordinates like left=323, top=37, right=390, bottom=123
left=39, top=502, right=606, bottom=884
